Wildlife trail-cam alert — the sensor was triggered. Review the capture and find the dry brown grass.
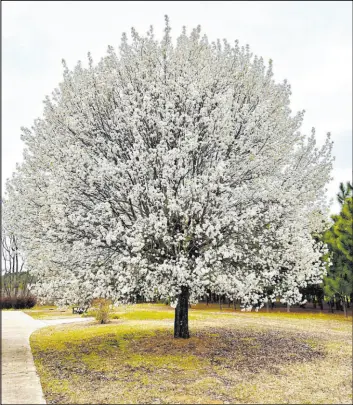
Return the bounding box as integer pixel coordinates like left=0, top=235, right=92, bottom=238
left=30, top=304, right=352, bottom=404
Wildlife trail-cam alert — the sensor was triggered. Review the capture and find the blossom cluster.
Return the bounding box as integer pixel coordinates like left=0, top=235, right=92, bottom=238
left=4, top=19, right=333, bottom=308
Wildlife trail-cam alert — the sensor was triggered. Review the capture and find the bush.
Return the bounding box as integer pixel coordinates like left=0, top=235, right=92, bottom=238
left=91, top=298, right=112, bottom=324
left=0, top=296, right=13, bottom=309
left=0, top=295, right=37, bottom=309
left=13, top=296, right=26, bottom=309
left=24, top=295, right=37, bottom=308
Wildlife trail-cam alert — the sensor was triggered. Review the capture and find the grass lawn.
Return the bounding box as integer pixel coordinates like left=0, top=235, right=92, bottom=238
left=24, top=305, right=80, bottom=319
left=30, top=304, right=352, bottom=404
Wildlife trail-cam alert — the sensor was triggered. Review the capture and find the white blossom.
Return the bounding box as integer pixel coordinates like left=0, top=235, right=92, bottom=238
left=3, top=19, right=333, bottom=309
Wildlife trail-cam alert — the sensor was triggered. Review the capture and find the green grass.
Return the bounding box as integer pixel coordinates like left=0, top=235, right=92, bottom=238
left=24, top=307, right=78, bottom=319
left=84, top=307, right=175, bottom=321
left=24, top=301, right=351, bottom=322
left=119, top=309, right=175, bottom=320
left=30, top=303, right=352, bottom=404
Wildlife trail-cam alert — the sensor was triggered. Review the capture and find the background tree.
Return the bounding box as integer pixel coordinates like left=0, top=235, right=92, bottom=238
left=323, top=183, right=353, bottom=317
left=337, top=181, right=352, bottom=206
left=1, top=229, right=32, bottom=298
left=4, top=18, right=333, bottom=338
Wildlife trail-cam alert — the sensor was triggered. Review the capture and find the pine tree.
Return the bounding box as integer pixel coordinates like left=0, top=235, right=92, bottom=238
left=336, top=181, right=353, bottom=206
left=323, top=185, right=353, bottom=317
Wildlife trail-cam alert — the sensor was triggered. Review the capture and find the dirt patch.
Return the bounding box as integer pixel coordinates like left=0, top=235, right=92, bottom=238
left=128, top=328, right=324, bottom=374
left=37, top=328, right=324, bottom=378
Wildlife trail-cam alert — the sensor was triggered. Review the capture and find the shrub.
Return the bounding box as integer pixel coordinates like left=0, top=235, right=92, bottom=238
left=13, top=296, right=26, bottom=309
left=91, top=298, right=112, bottom=324
left=0, top=295, right=37, bottom=309
left=0, top=296, right=13, bottom=309
left=82, top=310, right=95, bottom=318
left=24, top=295, right=37, bottom=308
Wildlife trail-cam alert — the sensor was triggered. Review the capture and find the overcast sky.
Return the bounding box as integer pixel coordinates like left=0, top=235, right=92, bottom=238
left=2, top=1, right=352, bottom=214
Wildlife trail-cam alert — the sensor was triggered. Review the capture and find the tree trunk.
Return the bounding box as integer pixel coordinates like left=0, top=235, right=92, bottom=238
left=287, top=303, right=290, bottom=313
left=319, top=299, right=323, bottom=310
left=335, top=298, right=340, bottom=311
left=233, top=300, right=236, bottom=311
left=266, top=300, right=269, bottom=313
left=313, top=298, right=317, bottom=309
left=174, top=286, right=190, bottom=339
left=343, top=299, right=347, bottom=318
left=219, top=295, right=222, bottom=310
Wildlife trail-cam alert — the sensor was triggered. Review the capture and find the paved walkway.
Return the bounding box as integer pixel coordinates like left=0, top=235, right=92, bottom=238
left=1, top=311, right=93, bottom=404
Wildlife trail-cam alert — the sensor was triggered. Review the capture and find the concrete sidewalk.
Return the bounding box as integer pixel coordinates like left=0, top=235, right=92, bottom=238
left=1, top=311, right=93, bottom=404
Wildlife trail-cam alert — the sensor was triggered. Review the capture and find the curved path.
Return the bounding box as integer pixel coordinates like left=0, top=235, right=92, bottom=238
left=1, top=311, right=93, bottom=404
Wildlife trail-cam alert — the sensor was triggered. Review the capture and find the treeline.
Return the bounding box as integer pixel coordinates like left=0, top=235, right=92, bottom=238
left=135, top=287, right=352, bottom=313
left=1, top=232, right=37, bottom=309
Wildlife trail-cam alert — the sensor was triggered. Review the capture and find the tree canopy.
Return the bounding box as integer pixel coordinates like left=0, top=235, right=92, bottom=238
left=4, top=18, right=333, bottom=337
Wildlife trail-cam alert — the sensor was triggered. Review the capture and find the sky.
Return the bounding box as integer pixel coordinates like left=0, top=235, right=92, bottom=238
left=2, top=1, right=352, bottom=214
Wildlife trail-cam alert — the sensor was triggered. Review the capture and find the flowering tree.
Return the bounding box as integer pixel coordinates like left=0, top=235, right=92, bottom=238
left=4, top=18, right=333, bottom=338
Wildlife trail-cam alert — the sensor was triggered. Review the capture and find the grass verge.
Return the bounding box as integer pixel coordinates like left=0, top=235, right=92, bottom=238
left=30, top=304, right=352, bottom=404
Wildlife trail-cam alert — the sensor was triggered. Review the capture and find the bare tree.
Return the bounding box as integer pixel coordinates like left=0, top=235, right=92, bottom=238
left=1, top=230, right=32, bottom=297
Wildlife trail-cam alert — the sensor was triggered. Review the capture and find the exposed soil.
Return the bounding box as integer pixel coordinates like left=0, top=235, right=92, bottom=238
left=128, top=328, right=324, bottom=373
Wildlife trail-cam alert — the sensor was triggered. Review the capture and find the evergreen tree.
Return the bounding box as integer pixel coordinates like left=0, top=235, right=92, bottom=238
left=336, top=181, right=353, bottom=206
left=323, top=184, right=353, bottom=317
